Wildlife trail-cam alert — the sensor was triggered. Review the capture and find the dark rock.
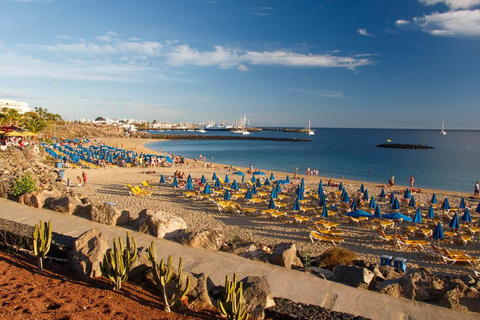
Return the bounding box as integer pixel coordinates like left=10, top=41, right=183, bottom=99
left=188, top=273, right=214, bottom=308
left=306, top=267, right=335, bottom=280
left=377, top=265, right=404, bottom=280
left=48, top=195, right=84, bottom=215
left=269, top=243, right=303, bottom=269
left=334, top=265, right=374, bottom=289
left=128, top=247, right=150, bottom=283
left=240, top=276, right=275, bottom=320
left=69, top=229, right=109, bottom=278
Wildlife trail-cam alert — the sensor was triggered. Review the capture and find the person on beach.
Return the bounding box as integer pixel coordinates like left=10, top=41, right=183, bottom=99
left=388, top=176, right=394, bottom=189
left=294, top=167, right=298, bottom=179
left=475, top=181, right=479, bottom=195
left=82, top=171, right=87, bottom=186
left=307, top=167, right=310, bottom=176
left=76, top=176, right=82, bottom=187
left=410, top=175, right=414, bottom=188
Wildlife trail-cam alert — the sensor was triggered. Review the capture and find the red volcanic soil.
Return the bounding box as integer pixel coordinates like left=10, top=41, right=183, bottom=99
left=0, top=250, right=221, bottom=320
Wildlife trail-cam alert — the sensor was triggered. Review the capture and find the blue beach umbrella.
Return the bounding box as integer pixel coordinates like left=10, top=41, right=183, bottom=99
left=413, top=208, right=422, bottom=224
left=459, top=197, right=466, bottom=209
left=347, top=210, right=373, bottom=218
left=172, top=176, right=178, bottom=188
left=293, top=198, right=301, bottom=212
left=391, top=197, right=401, bottom=211
left=360, top=183, right=365, bottom=193
left=286, top=175, right=290, bottom=183
left=270, top=172, right=275, bottom=180
left=201, top=175, right=206, bottom=184
left=342, top=193, right=350, bottom=204
left=428, top=205, right=435, bottom=219
left=383, top=212, right=412, bottom=222
left=231, top=179, right=239, bottom=190
left=350, top=200, right=358, bottom=211
left=264, top=178, right=271, bottom=186
left=374, top=204, right=382, bottom=219
left=369, top=196, right=377, bottom=210
left=256, top=178, right=262, bottom=188
left=363, top=189, right=369, bottom=201
left=321, top=205, right=329, bottom=218
left=268, top=197, right=277, bottom=210
left=254, top=171, right=266, bottom=176
left=296, top=186, right=304, bottom=200
left=390, top=192, right=396, bottom=204
left=203, top=183, right=211, bottom=194
left=433, top=222, right=445, bottom=246
left=251, top=176, right=257, bottom=183
left=159, top=174, right=166, bottom=184
left=212, top=172, right=217, bottom=181
left=186, top=179, right=193, bottom=190
left=214, top=178, right=221, bottom=188
left=245, top=188, right=252, bottom=199
left=318, top=179, right=323, bottom=189
left=409, top=195, right=416, bottom=208
left=403, top=188, right=411, bottom=199
left=461, top=208, right=472, bottom=223
left=317, top=184, right=324, bottom=196
left=187, top=174, right=192, bottom=182
left=223, top=189, right=231, bottom=201
left=318, top=196, right=327, bottom=208
left=449, top=213, right=460, bottom=230
left=476, top=202, right=480, bottom=214
left=271, top=188, right=278, bottom=199
left=338, top=181, right=343, bottom=191
left=224, top=175, right=230, bottom=184
left=252, top=184, right=258, bottom=195
left=300, top=177, right=305, bottom=187
left=241, top=175, right=245, bottom=184
left=441, top=198, right=450, bottom=210
left=233, top=171, right=244, bottom=176
left=431, top=193, right=438, bottom=205
left=379, top=188, right=386, bottom=200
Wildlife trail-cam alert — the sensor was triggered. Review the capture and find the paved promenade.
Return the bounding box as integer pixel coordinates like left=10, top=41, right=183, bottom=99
left=0, top=198, right=477, bottom=320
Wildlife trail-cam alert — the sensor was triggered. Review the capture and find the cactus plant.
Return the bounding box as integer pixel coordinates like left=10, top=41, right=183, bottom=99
left=33, top=220, right=52, bottom=275
left=217, top=274, right=249, bottom=320
left=99, top=232, right=137, bottom=291
left=146, top=241, right=191, bottom=312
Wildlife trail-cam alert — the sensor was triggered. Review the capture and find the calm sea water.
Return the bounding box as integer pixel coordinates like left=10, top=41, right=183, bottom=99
left=145, top=128, right=480, bottom=193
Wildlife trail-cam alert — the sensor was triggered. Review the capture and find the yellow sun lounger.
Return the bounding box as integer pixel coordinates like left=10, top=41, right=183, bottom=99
left=314, top=220, right=339, bottom=230
left=290, top=215, right=311, bottom=224
left=309, top=231, right=345, bottom=245
left=270, top=211, right=287, bottom=220
left=142, top=180, right=157, bottom=189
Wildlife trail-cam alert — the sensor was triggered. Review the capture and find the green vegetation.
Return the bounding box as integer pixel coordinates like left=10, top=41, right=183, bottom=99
left=99, top=232, right=137, bottom=291
left=146, top=242, right=191, bottom=312
left=319, top=247, right=357, bottom=269
left=0, top=106, right=63, bottom=132
left=11, top=172, right=37, bottom=197
left=217, top=274, right=249, bottom=320
left=33, top=220, right=52, bottom=275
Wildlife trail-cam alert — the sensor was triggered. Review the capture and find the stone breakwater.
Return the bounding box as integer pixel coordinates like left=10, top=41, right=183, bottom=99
left=376, top=143, right=435, bottom=149
left=136, top=132, right=311, bottom=142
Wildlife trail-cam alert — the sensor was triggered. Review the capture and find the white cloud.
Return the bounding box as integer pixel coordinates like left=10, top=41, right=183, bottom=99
left=395, top=19, right=410, bottom=26
left=412, top=9, right=480, bottom=37
left=418, top=0, right=480, bottom=9
left=357, top=29, right=375, bottom=37
left=289, top=88, right=349, bottom=99
left=237, top=64, right=249, bottom=72
left=246, top=6, right=273, bottom=16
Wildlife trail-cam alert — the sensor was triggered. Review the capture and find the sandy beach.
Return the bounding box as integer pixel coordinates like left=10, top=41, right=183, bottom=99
left=64, top=137, right=480, bottom=277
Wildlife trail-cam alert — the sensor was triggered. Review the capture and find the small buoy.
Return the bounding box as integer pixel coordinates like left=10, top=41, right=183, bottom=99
left=387, top=139, right=392, bottom=142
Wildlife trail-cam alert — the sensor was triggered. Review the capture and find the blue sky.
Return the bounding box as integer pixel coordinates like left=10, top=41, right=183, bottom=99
left=1, top=0, right=480, bottom=128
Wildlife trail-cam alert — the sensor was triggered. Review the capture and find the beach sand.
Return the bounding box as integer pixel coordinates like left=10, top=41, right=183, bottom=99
left=65, top=137, right=480, bottom=276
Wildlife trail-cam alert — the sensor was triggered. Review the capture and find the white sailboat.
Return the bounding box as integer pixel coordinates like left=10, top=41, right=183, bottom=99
left=441, top=121, right=446, bottom=135
left=231, top=115, right=250, bottom=135
left=307, top=120, right=315, bottom=135
left=197, top=123, right=206, bottom=133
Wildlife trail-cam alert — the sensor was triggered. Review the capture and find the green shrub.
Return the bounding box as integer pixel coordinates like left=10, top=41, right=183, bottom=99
left=319, top=247, right=356, bottom=269
left=11, top=173, right=37, bottom=197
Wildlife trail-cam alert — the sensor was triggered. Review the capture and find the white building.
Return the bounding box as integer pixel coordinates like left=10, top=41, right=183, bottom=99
left=0, top=99, right=31, bottom=114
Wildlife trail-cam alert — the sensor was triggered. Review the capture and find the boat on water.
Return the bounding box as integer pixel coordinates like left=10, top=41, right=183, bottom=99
left=304, top=121, right=315, bottom=135
left=441, top=121, right=446, bottom=135
left=205, top=120, right=233, bottom=131
left=231, top=115, right=250, bottom=135
left=197, top=123, right=206, bottom=133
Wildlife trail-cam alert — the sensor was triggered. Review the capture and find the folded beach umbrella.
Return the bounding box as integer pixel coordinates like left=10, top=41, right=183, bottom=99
left=245, top=188, right=252, bottom=199
left=459, top=197, right=466, bottom=209
left=201, top=175, right=206, bottom=184
left=449, top=213, right=460, bottom=230
left=360, top=183, right=365, bottom=193
left=408, top=195, right=416, bottom=208
left=369, top=196, right=377, bottom=210
left=363, top=189, right=369, bottom=201
left=413, top=208, right=422, bottom=224
left=383, top=212, right=412, bottom=222
left=223, top=189, right=231, bottom=201
left=187, top=174, right=192, bottom=182
left=461, top=208, right=472, bottom=223
left=214, top=178, right=221, bottom=188
left=224, top=175, right=230, bottom=184
left=297, top=187, right=304, bottom=200
left=318, top=196, right=327, bottom=208
left=203, top=183, right=211, bottom=194
left=342, top=193, right=350, bottom=204
left=319, top=179, right=323, bottom=189
left=321, top=205, right=329, bottom=218
left=476, top=202, right=480, bottom=214
left=159, top=174, right=166, bottom=184
left=301, top=177, right=305, bottom=187
left=341, top=188, right=346, bottom=199
left=286, top=175, right=290, bottom=183
left=293, top=198, right=301, bottom=212
left=347, top=210, right=373, bottom=218
left=212, top=172, right=217, bottom=181
left=271, top=188, right=278, bottom=199
left=427, top=205, right=435, bottom=219
left=338, top=181, right=343, bottom=191
left=252, top=184, right=258, bottom=195
left=350, top=200, right=358, bottom=211
left=431, top=193, right=438, bottom=205
left=231, top=179, right=239, bottom=190
left=264, top=178, right=271, bottom=186
left=441, top=198, right=450, bottom=210
left=268, top=197, right=276, bottom=210
left=172, top=176, right=178, bottom=188
left=270, top=172, right=275, bottom=180
left=251, top=176, right=257, bottom=183
left=433, top=222, right=445, bottom=246
left=374, top=204, right=382, bottom=219
left=186, top=179, right=194, bottom=190
left=241, top=175, right=245, bottom=184
left=379, top=188, right=386, bottom=200
left=403, top=188, right=411, bottom=199
left=390, top=192, right=396, bottom=204
left=317, top=184, right=324, bottom=196
left=256, top=178, right=262, bottom=188
left=391, top=197, right=401, bottom=211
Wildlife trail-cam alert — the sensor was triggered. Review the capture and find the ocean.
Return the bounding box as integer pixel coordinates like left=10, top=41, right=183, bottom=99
left=145, top=128, right=480, bottom=193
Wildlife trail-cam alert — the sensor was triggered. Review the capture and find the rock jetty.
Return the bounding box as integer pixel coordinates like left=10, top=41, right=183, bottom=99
left=376, top=143, right=434, bottom=149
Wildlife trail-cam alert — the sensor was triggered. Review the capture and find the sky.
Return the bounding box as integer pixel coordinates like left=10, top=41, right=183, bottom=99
left=1, top=0, right=480, bottom=129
